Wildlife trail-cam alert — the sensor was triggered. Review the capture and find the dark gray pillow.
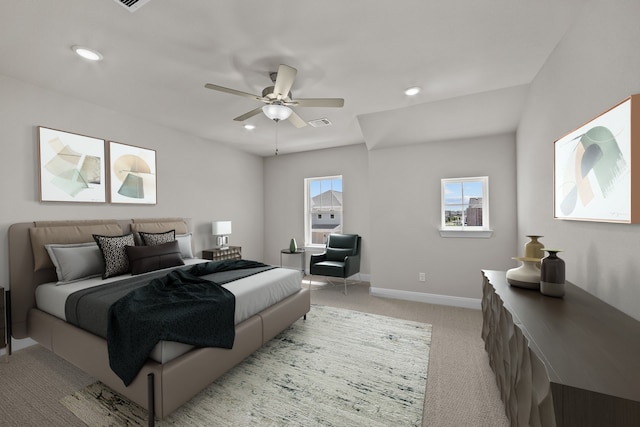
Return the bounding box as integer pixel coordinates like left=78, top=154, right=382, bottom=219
left=126, top=240, right=184, bottom=275
left=139, top=229, right=176, bottom=246
left=326, top=248, right=353, bottom=262
left=93, top=233, right=135, bottom=279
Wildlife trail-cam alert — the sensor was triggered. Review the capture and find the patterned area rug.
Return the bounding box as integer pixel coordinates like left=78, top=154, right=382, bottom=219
left=61, top=305, right=432, bottom=426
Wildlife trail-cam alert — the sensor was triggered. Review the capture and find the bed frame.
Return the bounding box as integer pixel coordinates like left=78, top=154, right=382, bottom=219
left=8, top=218, right=310, bottom=425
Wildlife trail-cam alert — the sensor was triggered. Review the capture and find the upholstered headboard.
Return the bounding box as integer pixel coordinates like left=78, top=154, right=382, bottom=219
left=8, top=217, right=191, bottom=338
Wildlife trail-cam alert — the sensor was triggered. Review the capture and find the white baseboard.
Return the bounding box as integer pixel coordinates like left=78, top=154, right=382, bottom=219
left=369, top=287, right=481, bottom=310
left=5, top=337, right=37, bottom=354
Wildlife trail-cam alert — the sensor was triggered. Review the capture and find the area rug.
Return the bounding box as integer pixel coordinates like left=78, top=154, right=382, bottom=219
left=61, top=305, right=432, bottom=426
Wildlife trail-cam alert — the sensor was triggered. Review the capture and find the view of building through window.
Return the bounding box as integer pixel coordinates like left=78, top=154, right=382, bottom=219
left=305, top=176, right=343, bottom=245
left=442, top=179, right=486, bottom=227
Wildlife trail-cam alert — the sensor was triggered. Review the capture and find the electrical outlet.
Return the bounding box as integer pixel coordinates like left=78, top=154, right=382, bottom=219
left=419, top=272, right=426, bottom=282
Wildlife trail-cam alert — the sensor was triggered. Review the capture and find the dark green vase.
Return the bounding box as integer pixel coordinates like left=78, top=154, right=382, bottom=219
left=289, top=238, right=297, bottom=253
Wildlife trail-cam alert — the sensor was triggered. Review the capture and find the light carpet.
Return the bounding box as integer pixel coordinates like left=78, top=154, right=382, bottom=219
left=61, top=304, right=432, bottom=426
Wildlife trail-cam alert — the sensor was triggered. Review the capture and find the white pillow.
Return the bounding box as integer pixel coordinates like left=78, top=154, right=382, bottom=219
left=176, top=233, right=194, bottom=259
left=45, top=242, right=105, bottom=284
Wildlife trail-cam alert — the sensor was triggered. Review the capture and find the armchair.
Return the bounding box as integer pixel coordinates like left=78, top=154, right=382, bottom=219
left=309, top=233, right=361, bottom=294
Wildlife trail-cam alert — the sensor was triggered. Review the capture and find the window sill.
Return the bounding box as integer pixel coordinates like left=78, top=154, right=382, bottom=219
left=439, top=229, right=493, bottom=238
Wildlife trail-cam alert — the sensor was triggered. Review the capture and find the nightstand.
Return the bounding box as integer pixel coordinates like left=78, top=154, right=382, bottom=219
left=1, top=286, right=7, bottom=362
left=280, top=249, right=306, bottom=276
left=202, top=246, right=242, bottom=261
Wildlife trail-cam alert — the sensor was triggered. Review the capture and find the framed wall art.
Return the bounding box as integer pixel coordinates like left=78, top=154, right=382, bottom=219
left=108, top=141, right=157, bottom=204
left=38, top=126, right=106, bottom=203
left=554, top=94, right=640, bottom=223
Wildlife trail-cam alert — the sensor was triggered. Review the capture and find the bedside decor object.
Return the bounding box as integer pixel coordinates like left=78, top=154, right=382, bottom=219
left=554, top=94, right=640, bottom=223
left=540, top=249, right=565, bottom=297
left=211, top=221, right=232, bottom=249
left=506, top=257, right=541, bottom=289
left=524, top=235, right=544, bottom=259
left=38, top=126, right=106, bottom=203
left=289, top=238, right=297, bottom=253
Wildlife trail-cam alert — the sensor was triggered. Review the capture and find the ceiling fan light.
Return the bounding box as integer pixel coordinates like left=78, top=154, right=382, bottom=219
left=262, top=104, right=292, bottom=121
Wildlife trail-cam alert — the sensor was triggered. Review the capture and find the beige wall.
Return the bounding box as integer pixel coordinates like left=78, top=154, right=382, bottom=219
left=0, top=74, right=265, bottom=289
left=517, top=0, right=640, bottom=320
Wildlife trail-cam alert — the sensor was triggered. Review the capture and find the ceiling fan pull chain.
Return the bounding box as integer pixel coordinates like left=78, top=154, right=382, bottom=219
left=275, top=120, right=279, bottom=156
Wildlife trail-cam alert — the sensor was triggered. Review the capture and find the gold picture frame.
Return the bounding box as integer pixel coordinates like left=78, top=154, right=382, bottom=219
left=554, top=95, right=640, bottom=223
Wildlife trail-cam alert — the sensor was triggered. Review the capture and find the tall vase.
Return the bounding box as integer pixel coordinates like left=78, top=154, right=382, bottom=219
left=506, top=257, right=541, bottom=290
left=289, top=238, right=298, bottom=253
left=524, top=235, right=544, bottom=259
left=540, top=249, right=565, bottom=297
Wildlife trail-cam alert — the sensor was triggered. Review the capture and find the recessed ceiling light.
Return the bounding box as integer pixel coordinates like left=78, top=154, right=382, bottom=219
left=72, top=45, right=103, bottom=61
left=404, top=86, right=421, bottom=96
left=244, top=124, right=256, bottom=130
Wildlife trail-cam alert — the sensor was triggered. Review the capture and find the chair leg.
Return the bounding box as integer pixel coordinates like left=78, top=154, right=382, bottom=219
left=344, top=277, right=348, bottom=295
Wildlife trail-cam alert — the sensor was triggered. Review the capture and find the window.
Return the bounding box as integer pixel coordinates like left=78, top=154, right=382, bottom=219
left=440, top=176, right=492, bottom=237
left=305, top=175, right=343, bottom=246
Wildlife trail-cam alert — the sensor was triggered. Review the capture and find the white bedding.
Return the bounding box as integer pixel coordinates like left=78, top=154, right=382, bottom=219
left=35, top=259, right=302, bottom=363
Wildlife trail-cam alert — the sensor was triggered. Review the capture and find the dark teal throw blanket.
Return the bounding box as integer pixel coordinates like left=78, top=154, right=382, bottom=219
left=107, top=259, right=271, bottom=386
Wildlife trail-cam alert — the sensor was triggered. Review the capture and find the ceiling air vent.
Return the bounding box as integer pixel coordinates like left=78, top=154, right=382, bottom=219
left=113, top=0, right=152, bottom=12
left=308, top=118, right=333, bottom=128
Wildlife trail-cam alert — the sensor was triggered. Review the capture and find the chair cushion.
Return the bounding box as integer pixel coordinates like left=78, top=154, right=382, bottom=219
left=326, top=248, right=353, bottom=262
left=310, top=261, right=346, bottom=277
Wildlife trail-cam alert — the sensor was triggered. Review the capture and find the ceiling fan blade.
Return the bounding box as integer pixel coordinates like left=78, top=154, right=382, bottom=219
left=293, top=98, right=345, bottom=108
left=288, top=110, right=308, bottom=128
left=205, top=83, right=262, bottom=101
left=233, top=107, right=263, bottom=122
left=273, top=64, right=297, bottom=100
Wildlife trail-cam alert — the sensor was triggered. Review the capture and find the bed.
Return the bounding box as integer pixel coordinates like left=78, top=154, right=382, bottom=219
left=8, top=218, right=310, bottom=424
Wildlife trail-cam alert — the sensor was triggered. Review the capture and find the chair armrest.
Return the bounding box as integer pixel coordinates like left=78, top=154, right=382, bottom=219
left=310, top=252, right=327, bottom=267
left=344, top=254, right=361, bottom=278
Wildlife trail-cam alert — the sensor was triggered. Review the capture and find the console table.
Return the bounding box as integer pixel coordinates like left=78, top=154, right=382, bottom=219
left=481, top=270, right=640, bottom=427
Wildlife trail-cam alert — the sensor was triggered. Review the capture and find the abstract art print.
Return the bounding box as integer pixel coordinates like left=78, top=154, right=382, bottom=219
left=108, top=141, right=157, bottom=204
left=554, top=95, right=640, bottom=223
left=38, top=127, right=106, bottom=203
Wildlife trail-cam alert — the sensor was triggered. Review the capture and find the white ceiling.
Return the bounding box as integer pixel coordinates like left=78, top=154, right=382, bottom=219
left=0, top=0, right=586, bottom=157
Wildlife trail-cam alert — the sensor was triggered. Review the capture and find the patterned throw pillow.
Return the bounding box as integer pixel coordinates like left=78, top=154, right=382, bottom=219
left=139, top=229, right=176, bottom=246
left=93, top=233, right=136, bottom=279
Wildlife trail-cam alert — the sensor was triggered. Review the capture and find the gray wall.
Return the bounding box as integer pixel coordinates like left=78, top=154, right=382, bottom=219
left=517, top=0, right=640, bottom=320
left=0, top=74, right=265, bottom=290
left=367, top=133, right=517, bottom=299
left=263, top=133, right=517, bottom=301
left=262, top=144, right=371, bottom=273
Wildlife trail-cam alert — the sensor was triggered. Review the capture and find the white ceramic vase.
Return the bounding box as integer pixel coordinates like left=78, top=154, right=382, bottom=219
left=506, top=257, right=541, bottom=290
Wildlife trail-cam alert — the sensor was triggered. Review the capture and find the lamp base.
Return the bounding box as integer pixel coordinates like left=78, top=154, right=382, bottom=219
left=216, top=235, right=230, bottom=249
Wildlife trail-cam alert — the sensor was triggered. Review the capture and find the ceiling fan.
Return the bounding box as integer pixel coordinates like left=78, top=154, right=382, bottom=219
left=205, top=64, right=344, bottom=128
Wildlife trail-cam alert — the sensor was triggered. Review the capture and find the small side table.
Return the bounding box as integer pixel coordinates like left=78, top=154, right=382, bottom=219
left=202, top=246, right=242, bottom=261
left=280, top=249, right=306, bottom=276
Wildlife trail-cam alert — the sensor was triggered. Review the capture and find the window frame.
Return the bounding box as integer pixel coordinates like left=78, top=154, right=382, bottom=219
left=304, top=175, right=343, bottom=247
left=439, top=176, right=492, bottom=238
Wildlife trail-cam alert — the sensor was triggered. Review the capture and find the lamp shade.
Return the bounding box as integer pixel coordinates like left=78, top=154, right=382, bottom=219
left=212, top=220, right=232, bottom=235
left=262, top=104, right=292, bottom=121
